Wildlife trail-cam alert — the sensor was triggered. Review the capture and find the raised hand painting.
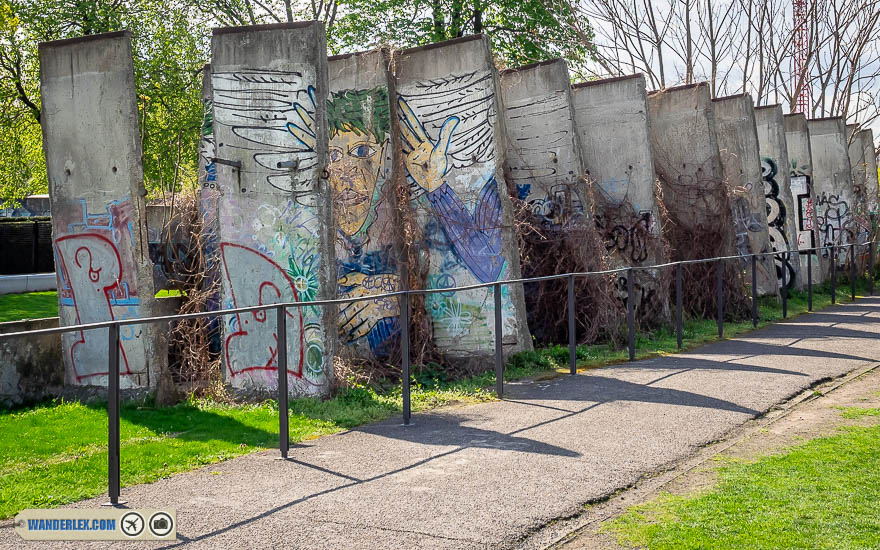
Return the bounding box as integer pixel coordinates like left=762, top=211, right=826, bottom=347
left=397, top=70, right=512, bottom=350
left=398, top=88, right=504, bottom=284
left=291, top=86, right=401, bottom=357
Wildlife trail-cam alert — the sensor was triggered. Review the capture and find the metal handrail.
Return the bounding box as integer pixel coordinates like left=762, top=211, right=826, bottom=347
left=2, top=238, right=874, bottom=506
left=0, top=243, right=864, bottom=340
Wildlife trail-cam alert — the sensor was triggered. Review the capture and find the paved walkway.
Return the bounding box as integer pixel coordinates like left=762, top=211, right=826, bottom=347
left=6, top=298, right=880, bottom=549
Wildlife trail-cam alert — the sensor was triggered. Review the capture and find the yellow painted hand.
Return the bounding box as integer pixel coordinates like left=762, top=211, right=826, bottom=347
left=398, top=97, right=459, bottom=193
left=286, top=88, right=318, bottom=152
left=338, top=272, right=401, bottom=342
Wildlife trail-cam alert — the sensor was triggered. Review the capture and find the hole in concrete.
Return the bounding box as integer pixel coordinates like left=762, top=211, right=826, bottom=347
left=112, top=166, right=117, bottom=173
left=64, top=169, right=71, bottom=176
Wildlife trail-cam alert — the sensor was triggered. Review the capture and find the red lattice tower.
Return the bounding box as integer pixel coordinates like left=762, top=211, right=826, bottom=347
left=793, top=0, right=810, bottom=113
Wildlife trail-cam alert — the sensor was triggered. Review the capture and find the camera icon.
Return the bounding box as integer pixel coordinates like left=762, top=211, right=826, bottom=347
left=148, top=512, right=174, bottom=537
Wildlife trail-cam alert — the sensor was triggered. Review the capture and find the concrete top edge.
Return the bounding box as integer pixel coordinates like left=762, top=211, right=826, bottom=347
left=212, top=21, right=318, bottom=36
left=647, top=81, right=707, bottom=95
left=39, top=30, right=130, bottom=51
left=396, top=34, right=484, bottom=55
left=711, top=92, right=750, bottom=102
left=784, top=112, right=806, bottom=119
left=808, top=115, right=845, bottom=123
left=572, top=73, right=643, bottom=89
left=329, top=47, right=386, bottom=62
left=755, top=103, right=782, bottom=110
left=500, top=58, right=565, bottom=76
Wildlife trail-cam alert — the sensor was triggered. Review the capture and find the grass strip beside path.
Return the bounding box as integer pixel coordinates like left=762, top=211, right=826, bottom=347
left=0, top=291, right=58, bottom=323
left=603, top=425, right=880, bottom=549
left=0, top=279, right=870, bottom=519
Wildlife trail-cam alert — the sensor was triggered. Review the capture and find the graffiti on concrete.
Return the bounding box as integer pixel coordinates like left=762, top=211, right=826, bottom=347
left=503, top=90, right=584, bottom=228
left=299, top=85, right=401, bottom=358
left=220, top=242, right=324, bottom=382
left=398, top=70, right=515, bottom=350
left=54, top=199, right=143, bottom=382
left=198, top=94, right=222, bottom=316
left=790, top=174, right=815, bottom=251
left=212, top=66, right=327, bottom=391
left=595, top=210, right=652, bottom=263
left=815, top=191, right=853, bottom=252
left=761, top=157, right=796, bottom=289
left=731, top=196, right=765, bottom=256
left=615, top=272, right=658, bottom=313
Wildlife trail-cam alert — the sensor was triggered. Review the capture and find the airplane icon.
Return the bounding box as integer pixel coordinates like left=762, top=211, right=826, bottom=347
left=120, top=512, right=145, bottom=537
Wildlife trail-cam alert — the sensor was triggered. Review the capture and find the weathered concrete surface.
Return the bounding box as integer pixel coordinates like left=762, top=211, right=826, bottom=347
left=196, top=65, right=221, bottom=314
left=647, top=83, right=734, bottom=260
left=499, top=59, right=588, bottom=226
left=39, top=31, right=163, bottom=389
left=210, top=22, right=336, bottom=396
left=328, top=49, right=404, bottom=362
left=570, top=74, right=669, bottom=322
left=783, top=113, right=825, bottom=283
left=18, top=297, right=880, bottom=549
left=808, top=117, right=857, bottom=275
left=393, top=36, right=531, bottom=356
left=0, top=318, right=62, bottom=408
left=713, top=96, right=777, bottom=296
left=859, top=129, right=879, bottom=213
left=754, top=105, right=803, bottom=291
left=848, top=125, right=876, bottom=271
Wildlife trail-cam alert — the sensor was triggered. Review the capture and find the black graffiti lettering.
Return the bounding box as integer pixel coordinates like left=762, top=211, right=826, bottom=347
left=761, top=157, right=796, bottom=290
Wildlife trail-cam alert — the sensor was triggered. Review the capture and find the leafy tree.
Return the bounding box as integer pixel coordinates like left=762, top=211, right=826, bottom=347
left=332, top=0, right=595, bottom=69
left=0, top=0, right=595, bottom=205
left=0, top=0, right=209, bottom=204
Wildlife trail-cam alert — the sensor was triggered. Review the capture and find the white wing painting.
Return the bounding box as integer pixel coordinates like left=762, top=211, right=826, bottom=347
left=211, top=69, right=319, bottom=197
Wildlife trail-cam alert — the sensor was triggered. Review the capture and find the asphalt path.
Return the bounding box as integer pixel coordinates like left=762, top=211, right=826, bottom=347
left=5, top=297, right=880, bottom=549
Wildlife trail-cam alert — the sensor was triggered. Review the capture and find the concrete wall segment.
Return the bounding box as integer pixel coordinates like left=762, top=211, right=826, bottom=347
left=712, top=95, right=778, bottom=296
left=210, top=22, right=336, bottom=396
left=752, top=104, right=803, bottom=290
left=392, top=34, right=532, bottom=356
left=39, top=30, right=164, bottom=389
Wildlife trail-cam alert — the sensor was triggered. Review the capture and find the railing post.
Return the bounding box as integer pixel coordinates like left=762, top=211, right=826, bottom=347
left=851, top=245, right=857, bottom=302
left=870, top=241, right=875, bottom=296
left=276, top=305, right=289, bottom=459
left=807, top=251, right=813, bottom=311
left=627, top=268, right=635, bottom=361
left=751, top=254, right=758, bottom=328
left=831, top=245, right=837, bottom=304
left=781, top=254, right=788, bottom=319
left=401, top=292, right=411, bottom=425
left=676, top=262, right=683, bottom=349
left=716, top=260, right=724, bottom=339
left=567, top=275, right=576, bottom=375
left=106, top=324, right=121, bottom=506
left=494, top=283, right=504, bottom=398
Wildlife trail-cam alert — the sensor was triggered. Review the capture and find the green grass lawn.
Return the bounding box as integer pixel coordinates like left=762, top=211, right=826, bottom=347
left=603, top=425, right=880, bottom=549
left=0, top=289, right=185, bottom=324
left=0, top=291, right=58, bottom=323
left=0, top=276, right=872, bottom=519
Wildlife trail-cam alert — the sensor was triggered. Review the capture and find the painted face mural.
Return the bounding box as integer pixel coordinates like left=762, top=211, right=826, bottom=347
left=397, top=70, right=516, bottom=351
left=291, top=86, right=401, bottom=357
